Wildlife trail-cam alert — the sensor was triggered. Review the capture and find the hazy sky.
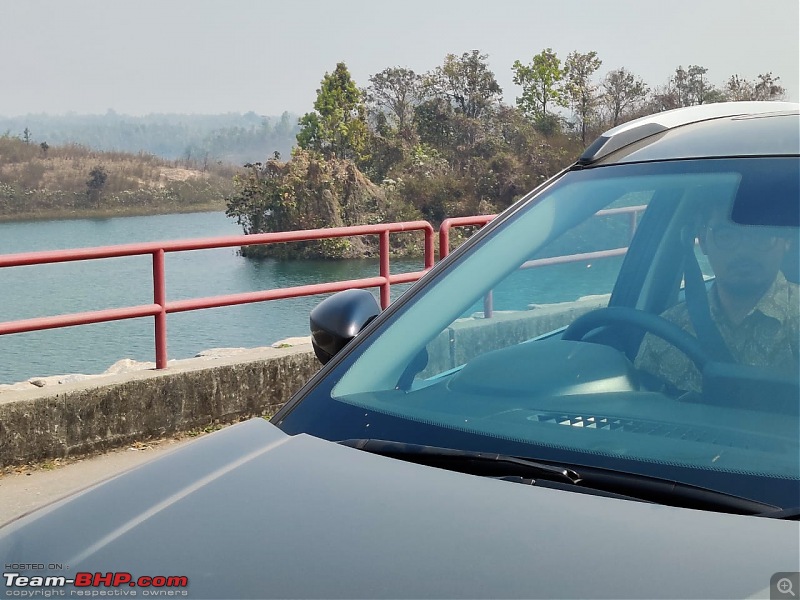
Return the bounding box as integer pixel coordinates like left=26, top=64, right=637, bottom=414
left=2, top=0, right=798, bottom=117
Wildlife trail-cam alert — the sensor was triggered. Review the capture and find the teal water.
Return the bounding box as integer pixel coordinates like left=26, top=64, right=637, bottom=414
left=0, top=213, right=424, bottom=384
left=0, top=212, right=622, bottom=384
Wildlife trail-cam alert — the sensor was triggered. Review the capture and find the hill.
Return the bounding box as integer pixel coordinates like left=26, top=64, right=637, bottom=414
left=0, top=136, right=240, bottom=221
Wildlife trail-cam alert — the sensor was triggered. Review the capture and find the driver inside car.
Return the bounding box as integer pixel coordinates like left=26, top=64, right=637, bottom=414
left=635, top=199, right=799, bottom=394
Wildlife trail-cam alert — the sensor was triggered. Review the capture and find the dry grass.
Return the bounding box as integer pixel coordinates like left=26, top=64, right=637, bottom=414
left=0, top=136, right=240, bottom=219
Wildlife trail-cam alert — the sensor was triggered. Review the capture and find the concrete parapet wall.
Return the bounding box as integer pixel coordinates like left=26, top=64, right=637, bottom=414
left=423, top=296, right=608, bottom=376
left=0, top=346, right=319, bottom=467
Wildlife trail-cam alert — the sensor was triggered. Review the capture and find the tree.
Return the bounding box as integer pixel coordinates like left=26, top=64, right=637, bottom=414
left=414, top=97, right=456, bottom=149
left=654, top=64, right=720, bottom=109
left=225, top=150, right=390, bottom=258
left=424, top=50, right=502, bottom=120
left=601, top=68, right=649, bottom=126
left=22, top=127, right=31, bottom=144
left=753, top=72, right=786, bottom=100
left=724, top=74, right=755, bottom=101
left=86, top=165, right=108, bottom=207
left=686, top=65, right=720, bottom=105
left=412, top=51, right=503, bottom=161
left=225, top=160, right=288, bottom=237
left=671, top=66, right=691, bottom=107
left=365, top=67, right=422, bottom=140
left=564, top=50, right=602, bottom=144
left=512, top=48, right=567, bottom=132
left=296, top=112, right=323, bottom=152
left=296, top=62, right=370, bottom=162
left=723, top=72, right=785, bottom=101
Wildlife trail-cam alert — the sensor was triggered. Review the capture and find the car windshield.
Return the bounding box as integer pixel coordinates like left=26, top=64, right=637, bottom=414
left=279, top=156, right=799, bottom=508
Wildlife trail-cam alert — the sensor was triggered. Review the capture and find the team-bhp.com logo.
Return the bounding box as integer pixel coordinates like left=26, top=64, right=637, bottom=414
left=4, top=571, right=189, bottom=597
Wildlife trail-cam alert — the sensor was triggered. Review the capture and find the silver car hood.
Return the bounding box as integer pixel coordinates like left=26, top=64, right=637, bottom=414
left=1, top=418, right=796, bottom=599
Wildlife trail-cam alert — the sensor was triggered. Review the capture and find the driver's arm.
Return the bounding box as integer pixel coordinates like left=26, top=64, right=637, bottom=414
left=635, top=303, right=701, bottom=393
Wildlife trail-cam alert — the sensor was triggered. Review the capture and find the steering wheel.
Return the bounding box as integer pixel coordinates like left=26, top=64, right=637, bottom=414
left=563, top=307, right=800, bottom=412
left=561, top=306, right=712, bottom=372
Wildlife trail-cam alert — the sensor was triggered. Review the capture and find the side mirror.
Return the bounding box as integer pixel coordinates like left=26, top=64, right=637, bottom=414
left=310, top=289, right=381, bottom=365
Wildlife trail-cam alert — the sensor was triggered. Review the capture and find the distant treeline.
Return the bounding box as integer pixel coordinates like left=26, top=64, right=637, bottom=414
left=0, top=111, right=300, bottom=165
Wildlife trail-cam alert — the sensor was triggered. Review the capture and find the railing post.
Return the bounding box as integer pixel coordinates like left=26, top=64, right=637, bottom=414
left=424, top=227, right=435, bottom=269
left=153, top=249, right=168, bottom=369
left=379, top=231, right=391, bottom=309
left=483, top=291, right=494, bottom=319
left=439, top=223, right=450, bottom=260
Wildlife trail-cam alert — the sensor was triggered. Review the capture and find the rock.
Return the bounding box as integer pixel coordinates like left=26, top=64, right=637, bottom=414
left=1, top=344, right=310, bottom=392
left=104, top=359, right=155, bottom=375
left=57, top=374, right=95, bottom=384
left=271, top=337, right=311, bottom=348
left=195, top=348, right=254, bottom=358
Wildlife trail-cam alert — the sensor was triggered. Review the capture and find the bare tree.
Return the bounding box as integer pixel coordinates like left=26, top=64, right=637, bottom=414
left=671, top=66, right=690, bottom=107
left=365, top=67, right=422, bottom=140
left=753, top=72, right=786, bottom=100
left=564, top=51, right=602, bottom=144
left=687, top=65, right=711, bottom=105
left=601, top=68, right=649, bottom=126
left=724, top=72, right=785, bottom=101
left=724, top=74, right=756, bottom=100
left=425, top=50, right=503, bottom=120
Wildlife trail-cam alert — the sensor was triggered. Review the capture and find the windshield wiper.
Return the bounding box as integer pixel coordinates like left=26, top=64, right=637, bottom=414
left=756, top=506, right=800, bottom=520
left=572, top=465, right=782, bottom=516
left=339, top=438, right=784, bottom=517
left=338, top=438, right=580, bottom=485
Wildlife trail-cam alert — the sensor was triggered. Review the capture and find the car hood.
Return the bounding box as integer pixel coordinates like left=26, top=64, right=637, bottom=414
left=1, top=418, right=796, bottom=599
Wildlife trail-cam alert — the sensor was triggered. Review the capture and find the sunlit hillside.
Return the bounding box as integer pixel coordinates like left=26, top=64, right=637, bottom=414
left=0, top=136, right=240, bottom=221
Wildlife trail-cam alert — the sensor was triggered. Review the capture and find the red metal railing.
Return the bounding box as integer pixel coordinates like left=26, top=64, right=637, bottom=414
left=439, top=206, right=643, bottom=317
left=439, top=215, right=496, bottom=259
left=439, top=206, right=641, bottom=259
left=0, top=221, right=435, bottom=369
left=0, top=206, right=644, bottom=371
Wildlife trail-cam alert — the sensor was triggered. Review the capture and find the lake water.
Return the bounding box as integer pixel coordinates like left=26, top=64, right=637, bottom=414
left=0, top=212, right=427, bottom=384
left=0, top=211, right=622, bottom=384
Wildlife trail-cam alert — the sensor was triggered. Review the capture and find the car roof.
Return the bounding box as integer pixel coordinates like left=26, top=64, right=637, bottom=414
left=579, top=101, right=800, bottom=165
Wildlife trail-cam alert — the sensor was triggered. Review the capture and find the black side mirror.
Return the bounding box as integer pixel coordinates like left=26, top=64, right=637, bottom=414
left=310, top=289, right=381, bottom=365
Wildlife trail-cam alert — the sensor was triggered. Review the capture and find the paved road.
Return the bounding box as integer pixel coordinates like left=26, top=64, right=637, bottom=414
left=0, top=435, right=200, bottom=525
